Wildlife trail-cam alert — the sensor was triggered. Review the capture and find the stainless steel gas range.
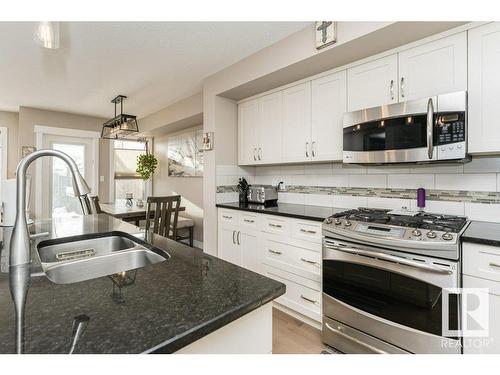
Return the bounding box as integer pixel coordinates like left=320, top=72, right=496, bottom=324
left=321, top=208, right=470, bottom=354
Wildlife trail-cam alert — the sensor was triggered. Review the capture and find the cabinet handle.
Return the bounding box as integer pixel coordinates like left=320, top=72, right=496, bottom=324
left=300, top=295, right=317, bottom=304
left=390, top=79, right=394, bottom=100
left=311, top=141, right=316, bottom=157
left=300, top=228, right=317, bottom=234
left=258, top=147, right=262, bottom=160
left=222, top=215, right=232, bottom=220
left=244, top=219, right=255, bottom=223
left=489, top=262, right=500, bottom=269
left=400, top=77, right=405, bottom=98
left=253, top=148, right=257, bottom=161
left=305, top=142, right=309, bottom=157
left=237, top=231, right=241, bottom=245
left=232, top=230, right=236, bottom=244
left=268, top=249, right=282, bottom=255
left=269, top=223, right=282, bottom=228
left=300, top=257, right=318, bottom=265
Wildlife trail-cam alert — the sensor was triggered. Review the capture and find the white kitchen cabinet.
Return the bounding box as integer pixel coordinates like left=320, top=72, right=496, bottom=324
left=468, top=22, right=500, bottom=153
left=240, top=229, right=260, bottom=274
left=347, top=54, right=398, bottom=112
left=398, top=32, right=467, bottom=102
left=311, top=71, right=347, bottom=161
left=258, top=91, right=282, bottom=164
left=217, top=223, right=241, bottom=266
left=238, top=99, right=259, bottom=165
left=281, top=82, right=312, bottom=163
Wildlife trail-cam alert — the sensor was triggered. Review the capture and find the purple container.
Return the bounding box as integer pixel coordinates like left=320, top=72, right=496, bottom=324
left=417, top=188, right=426, bottom=210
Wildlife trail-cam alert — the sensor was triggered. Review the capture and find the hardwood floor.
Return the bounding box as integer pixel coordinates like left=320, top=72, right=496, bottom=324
left=272, top=307, right=327, bottom=354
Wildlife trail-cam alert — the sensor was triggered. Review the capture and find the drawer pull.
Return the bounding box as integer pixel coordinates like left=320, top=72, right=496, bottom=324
left=489, top=262, right=500, bottom=269
left=300, top=295, right=317, bottom=304
left=300, top=229, right=317, bottom=234
left=300, top=257, right=318, bottom=265
left=268, top=249, right=282, bottom=255
left=244, top=219, right=255, bottom=223
left=222, top=215, right=233, bottom=220
left=269, top=223, right=283, bottom=228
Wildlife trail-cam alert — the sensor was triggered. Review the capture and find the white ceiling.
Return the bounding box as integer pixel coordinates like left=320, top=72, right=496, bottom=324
left=0, top=22, right=310, bottom=118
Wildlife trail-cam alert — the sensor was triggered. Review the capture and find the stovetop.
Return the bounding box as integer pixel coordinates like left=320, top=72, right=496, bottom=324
left=329, top=208, right=468, bottom=233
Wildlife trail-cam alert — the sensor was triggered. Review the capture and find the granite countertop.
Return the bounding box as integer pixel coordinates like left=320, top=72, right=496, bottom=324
left=0, top=214, right=285, bottom=354
left=216, top=202, right=345, bottom=222
left=462, top=220, right=500, bottom=247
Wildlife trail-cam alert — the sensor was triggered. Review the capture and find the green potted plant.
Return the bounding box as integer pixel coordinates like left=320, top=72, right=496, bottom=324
left=136, top=153, right=158, bottom=180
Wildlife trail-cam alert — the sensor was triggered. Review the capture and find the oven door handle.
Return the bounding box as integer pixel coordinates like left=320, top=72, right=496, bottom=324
left=324, top=242, right=453, bottom=275
left=324, top=323, right=388, bottom=354
left=427, top=97, right=434, bottom=160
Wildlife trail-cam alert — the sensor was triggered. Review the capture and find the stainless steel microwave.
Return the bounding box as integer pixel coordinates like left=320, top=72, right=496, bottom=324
left=342, top=91, right=469, bottom=164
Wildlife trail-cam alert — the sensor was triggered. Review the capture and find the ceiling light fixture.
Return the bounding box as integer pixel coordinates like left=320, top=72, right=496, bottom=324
left=101, top=95, right=139, bottom=139
left=34, top=22, right=60, bottom=49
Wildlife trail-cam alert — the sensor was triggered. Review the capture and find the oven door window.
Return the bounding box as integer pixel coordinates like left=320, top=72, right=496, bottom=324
left=323, top=260, right=458, bottom=338
left=343, top=115, right=429, bottom=152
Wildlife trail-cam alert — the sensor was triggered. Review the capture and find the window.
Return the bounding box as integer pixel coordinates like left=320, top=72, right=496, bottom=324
left=114, top=140, right=147, bottom=200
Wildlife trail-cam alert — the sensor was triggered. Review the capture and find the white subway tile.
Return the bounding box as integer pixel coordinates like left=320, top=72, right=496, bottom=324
left=410, top=164, right=463, bottom=174
left=332, top=195, right=368, bottom=209
left=435, top=174, right=497, bottom=192
left=255, top=166, right=281, bottom=176
left=349, top=174, right=387, bottom=188
left=465, top=203, right=500, bottom=222
left=367, top=197, right=411, bottom=210
left=387, top=174, right=434, bottom=189
left=216, top=164, right=238, bottom=176
left=281, top=165, right=305, bottom=175
left=278, top=192, right=305, bottom=205
left=366, top=166, right=410, bottom=174
left=409, top=200, right=465, bottom=216
left=498, top=174, right=500, bottom=192
left=238, top=166, right=255, bottom=176
left=332, top=162, right=367, bottom=175
left=464, top=156, right=500, bottom=173
left=304, top=194, right=334, bottom=207
left=305, top=163, right=333, bottom=175
left=286, top=174, right=310, bottom=186
left=216, top=192, right=238, bottom=204
left=312, top=175, right=349, bottom=187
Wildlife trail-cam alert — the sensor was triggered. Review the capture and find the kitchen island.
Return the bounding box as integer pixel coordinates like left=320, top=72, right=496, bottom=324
left=0, top=214, right=285, bottom=354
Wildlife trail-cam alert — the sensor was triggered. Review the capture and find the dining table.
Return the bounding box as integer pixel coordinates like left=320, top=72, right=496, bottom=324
left=100, top=200, right=185, bottom=226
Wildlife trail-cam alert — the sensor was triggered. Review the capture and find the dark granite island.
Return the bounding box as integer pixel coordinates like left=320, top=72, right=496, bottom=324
left=0, top=214, right=285, bottom=354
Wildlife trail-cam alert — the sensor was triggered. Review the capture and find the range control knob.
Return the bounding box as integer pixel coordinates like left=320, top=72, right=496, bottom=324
left=325, top=217, right=332, bottom=224
left=411, top=229, right=422, bottom=237
left=442, top=232, right=453, bottom=241
left=344, top=220, right=352, bottom=227
left=426, top=231, right=437, bottom=239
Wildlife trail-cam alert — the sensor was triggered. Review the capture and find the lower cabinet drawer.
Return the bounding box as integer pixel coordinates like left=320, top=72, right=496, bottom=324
left=262, top=234, right=321, bottom=281
left=291, top=221, right=322, bottom=244
left=265, top=265, right=321, bottom=322
left=464, top=242, right=500, bottom=282
left=218, top=209, right=239, bottom=225
left=262, top=215, right=290, bottom=236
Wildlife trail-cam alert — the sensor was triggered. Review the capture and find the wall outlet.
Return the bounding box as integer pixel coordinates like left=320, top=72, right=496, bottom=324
left=99, top=176, right=105, bottom=182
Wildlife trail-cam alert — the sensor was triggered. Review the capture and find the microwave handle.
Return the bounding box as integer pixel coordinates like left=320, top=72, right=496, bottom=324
left=427, top=98, right=434, bottom=159
left=324, top=241, right=452, bottom=274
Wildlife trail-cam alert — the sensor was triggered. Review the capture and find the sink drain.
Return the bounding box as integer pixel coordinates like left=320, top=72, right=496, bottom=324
left=56, top=248, right=96, bottom=261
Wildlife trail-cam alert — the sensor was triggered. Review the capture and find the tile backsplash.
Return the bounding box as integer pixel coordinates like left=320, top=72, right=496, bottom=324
left=216, top=156, right=500, bottom=222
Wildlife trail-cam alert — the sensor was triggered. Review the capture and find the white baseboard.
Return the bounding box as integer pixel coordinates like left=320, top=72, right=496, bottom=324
left=194, top=240, right=203, bottom=249
left=273, top=302, right=322, bottom=331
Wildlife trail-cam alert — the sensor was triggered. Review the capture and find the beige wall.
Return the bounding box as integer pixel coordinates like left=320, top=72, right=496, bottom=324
left=0, top=110, right=20, bottom=178
left=18, top=107, right=111, bottom=216
left=153, top=125, right=204, bottom=243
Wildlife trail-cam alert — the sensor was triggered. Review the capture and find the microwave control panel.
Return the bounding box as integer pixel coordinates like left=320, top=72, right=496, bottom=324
left=435, top=112, right=466, bottom=145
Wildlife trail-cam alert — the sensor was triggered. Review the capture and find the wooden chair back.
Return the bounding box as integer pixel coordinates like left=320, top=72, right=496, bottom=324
left=145, top=195, right=182, bottom=239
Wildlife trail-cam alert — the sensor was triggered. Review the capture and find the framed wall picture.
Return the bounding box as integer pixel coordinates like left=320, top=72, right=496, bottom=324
left=21, top=146, right=36, bottom=159
left=167, top=129, right=204, bottom=177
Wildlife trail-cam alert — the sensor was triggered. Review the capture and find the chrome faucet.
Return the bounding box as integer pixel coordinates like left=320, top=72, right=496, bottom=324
left=9, top=149, right=91, bottom=354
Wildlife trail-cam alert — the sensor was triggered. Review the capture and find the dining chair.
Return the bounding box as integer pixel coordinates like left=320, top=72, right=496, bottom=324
left=145, top=195, right=182, bottom=239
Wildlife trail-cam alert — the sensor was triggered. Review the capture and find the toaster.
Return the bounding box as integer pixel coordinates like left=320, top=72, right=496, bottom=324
left=247, top=185, right=278, bottom=205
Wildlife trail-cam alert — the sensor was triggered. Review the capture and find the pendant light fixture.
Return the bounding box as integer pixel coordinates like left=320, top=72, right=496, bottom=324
left=101, top=95, right=139, bottom=139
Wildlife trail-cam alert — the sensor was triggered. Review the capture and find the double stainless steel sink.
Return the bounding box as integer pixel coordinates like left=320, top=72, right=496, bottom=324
left=36, top=233, right=169, bottom=284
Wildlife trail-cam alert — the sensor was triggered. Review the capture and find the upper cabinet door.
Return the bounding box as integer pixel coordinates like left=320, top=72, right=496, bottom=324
left=398, top=32, right=467, bottom=102
left=347, top=54, right=398, bottom=112
left=468, top=22, right=500, bottom=154
left=238, top=99, right=259, bottom=165
left=311, top=70, right=347, bottom=161
left=282, top=82, right=312, bottom=163
left=258, top=91, right=283, bottom=164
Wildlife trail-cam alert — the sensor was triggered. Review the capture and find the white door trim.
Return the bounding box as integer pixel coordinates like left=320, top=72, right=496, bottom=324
left=35, top=126, right=99, bottom=219
left=0, top=127, right=8, bottom=182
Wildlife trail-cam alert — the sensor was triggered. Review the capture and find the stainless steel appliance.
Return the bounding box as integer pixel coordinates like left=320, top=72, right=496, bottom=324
left=343, top=91, right=469, bottom=164
left=246, top=185, right=278, bottom=205
left=321, top=208, right=469, bottom=354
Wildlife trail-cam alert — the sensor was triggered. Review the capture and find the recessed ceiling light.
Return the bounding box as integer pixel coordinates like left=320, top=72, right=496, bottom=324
left=34, top=22, right=60, bottom=49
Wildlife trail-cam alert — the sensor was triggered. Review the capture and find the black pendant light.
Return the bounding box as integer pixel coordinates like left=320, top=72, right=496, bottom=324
left=101, top=95, right=139, bottom=139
